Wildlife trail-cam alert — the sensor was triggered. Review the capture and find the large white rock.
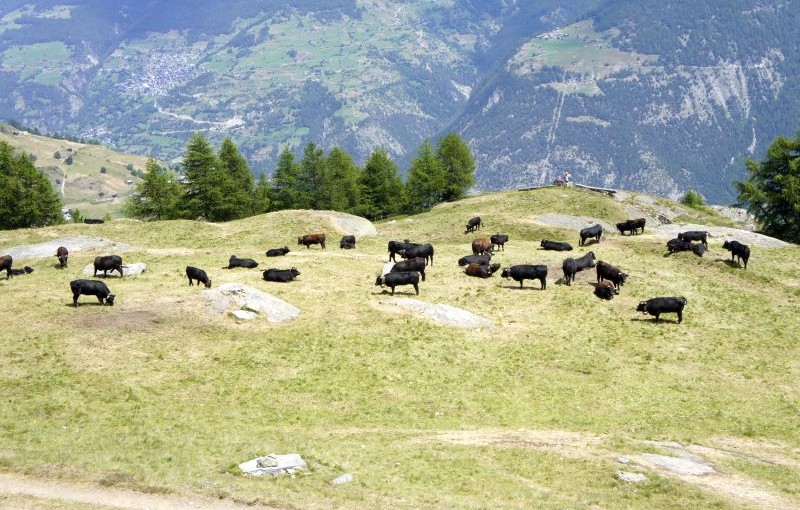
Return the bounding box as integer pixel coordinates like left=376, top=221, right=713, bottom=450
left=383, top=298, right=493, bottom=329
left=239, top=454, right=307, bottom=476
left=204, top=283, right=300, bottom=323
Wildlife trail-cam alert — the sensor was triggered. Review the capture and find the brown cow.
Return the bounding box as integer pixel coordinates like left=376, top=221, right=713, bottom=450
left=0, top=255, right=12, bottom=280
left=298, top=233, right=326, bottom=249
left=471, top=238, right=494, bottom=256
left=56, top=246, right=69, bottom=268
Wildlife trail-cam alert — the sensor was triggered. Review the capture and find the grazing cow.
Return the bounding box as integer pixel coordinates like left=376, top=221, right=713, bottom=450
left=339, top=235, right=356, bottom=249
left=465, top=262, right=501, bottom=278
left=186, top=266, right=212, bottom=288
left=501, top=264, right=547, bottom=289
left=666, top=238, right=706, bottom=257
left=637, top=297, right=687, bottom=323
left=616, top=218, right=646, bottom=235
left=471, top=238, right=494, bottom=256
left=0, top=255, right=12, bottom=280
left=83, top=218, right=105, bottom=224
left=375, top=271, right=419, bottom=295
left=391, top=257, right=427, bottom=281
left=9, top=266, right=34, bottom=276
left=400, top=243, right=434, bottom=266
left=490, top=234, right=509, bottom=252
left=93, top=255, right=124, bottom=278
left=465, top=216, right=483, bottom=234
left=298, top=233, right=326, bottom=249
left=596, top=261, right=627, bottom=290
left=458, top=254, right=492, bottom=267
left=263, top=267, right=300, bottom=282
left=579, top=224, right=603, bottom=246
left=70, top=279, right=115, bottom=307
left=678, top=231, right=709, bottom=246
left=540, top=239, right=573, bottom=251
left=562, top=251, right=596, bottom=286
left=594, top=281, right=618, bottom=300
left=266, top=246, right=291, bottom=257
left=224, top=255, right=259, bottom=269
left=56, top=246, right=69, bottom=268
left=723, top=240, right=750, bottom=269
left=388, top=240, right=419, bottom=262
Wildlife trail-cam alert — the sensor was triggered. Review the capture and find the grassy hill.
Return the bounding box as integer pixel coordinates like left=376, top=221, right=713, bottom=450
left=0, top=187, right=798, bottom=509
left=0, top=123, right=151, bottom=219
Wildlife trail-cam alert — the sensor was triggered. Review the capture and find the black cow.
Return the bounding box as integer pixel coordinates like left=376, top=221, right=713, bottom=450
left=579, top=224, right=603, bottom=246
left=391, top=257, right=427, bottom=281
left=541, top=239, right=573, bottom=251
left=263, top=267, right=300, bottom=282
left=70, top=279, right=115, bottom=307
left=224, top=255, right=258, bottom=269
left=339, top=235, right=356, bottom=249
left=186, top=266, right=212, bottom=288
left=666, top=238, right=706, bottom=257
left=93, top=255, right=124, bottom=278
left=375, top=271, right=419, bottom=295
left=9, top=266, right=34, bottom=276
left=465, top=216, right=483, bottom=234
left=266, top=246, right=291, bottom=257
left=490, top=234, right=509, bottom=251
left=298, top=233, right=326, bottom=249
left=458, top=254, right=492, bottom=266
left=0, top=255, right=12, bottom=280
left=616, top=218, right=646, bottom=235
left=400, top=243, right=434, bottom=266
left=723, top=240, right=750, bottom=269
left=594, top=281, right=618, bottom=300
left=388, top=240, right=419, bottom=262
left=596, top=261, right=627, bottom=290
left=637, top=297, right=687, bottom=323
left=678, top=231, right=709, bottom=246
left=471, top=238, right=494, bottom=256
left=56, top=246, right=69, bottom=268
left=501, top=264, right=547, bottom=289
left=465, top=262, right=501, bottom=278
left=561, top=251, right=596, bottom=286
left=83, top=218, right=105, bottom=224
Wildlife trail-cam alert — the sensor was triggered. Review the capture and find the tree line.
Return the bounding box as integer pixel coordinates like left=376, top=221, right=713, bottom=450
left=124, top=132, right=475, bottom=222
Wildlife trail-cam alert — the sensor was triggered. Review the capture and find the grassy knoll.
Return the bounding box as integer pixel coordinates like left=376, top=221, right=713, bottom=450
left=0, top=187, right=798, bottom=509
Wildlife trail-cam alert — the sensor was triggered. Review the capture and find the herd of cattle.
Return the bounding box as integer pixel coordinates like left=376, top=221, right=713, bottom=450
left=0, top=213, right=754, bottom=323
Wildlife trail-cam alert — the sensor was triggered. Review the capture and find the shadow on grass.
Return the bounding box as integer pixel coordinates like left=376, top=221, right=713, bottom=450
left=716, top=258, right=745, bottom=269
left=373, top=289, right=420, bottom=297
left=630, top=315, right=682, bottom=324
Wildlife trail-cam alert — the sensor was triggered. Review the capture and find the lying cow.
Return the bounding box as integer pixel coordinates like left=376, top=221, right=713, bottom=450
left=298, top=233, right=326, bottom=249
left=401, top=243, right=434, bottom=266
left=375, top=271, right=419, bottom=295
left=9, top=266, right=34, bottom=276
left=224, top=255, right=258, bottom=269
left=458, top=254, right=492, bottom=267
left=70, top=279, right=115, bottom=307
left=94, top=255, right=124, bottom=278
left=723, top=240, right=750, bottom=269
left=490, top=234, right=509, bottom=251
left=666, top=238, right=706, bottom=257
left=616, top=218, right=646, bottom=235
left=263, top=267, right=300, bottom=282
left=266, top=246, right=291, bottom=257
left=388, top=240, right=418, bottom=262
left=501, top=264, right=547, bottom=289
left=186, top=266, right=212, bottom=288
left=56, top=246, right=69, bottom=268
left=594, top=281, right=618, bottom=300
left=339, top=235, right=356, bottom=249
left=83, top=218, right=105, bottom=224
left=678, top=231, right=708, bottom=246
left=0, top=255, right=12, bottom=280
left=391, top=257, right=426, bottom=281
left=472, top=238, right=494, bottom=256
left=637, top=296, right=687, bottom=323
left=541, top=239, right=573, bottom=251
left=596, top=261, right=627, bottom=290
left=562, top=251, right=596, bottom=286
left=465, top=262, right=501, bottom=278
left=465, top=216, right=483, bottom=234
left=579, top=224, right=603, bottom=246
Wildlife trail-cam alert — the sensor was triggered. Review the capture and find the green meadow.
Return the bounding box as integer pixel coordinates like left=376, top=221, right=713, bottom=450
left=0, top=187, right=798, bottom=509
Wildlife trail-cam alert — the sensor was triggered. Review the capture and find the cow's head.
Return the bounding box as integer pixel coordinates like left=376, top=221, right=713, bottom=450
left=291, top=268, right=300, bottom=277
left=105, top=294, right=116, bottom=306
left=619, top=273, right=628, bottom=285
left=500, top=268, right=511, bottom=279
left=297, top=237, right=304, bottom=245
left=375, top=276, right=384, bottom=286
left=203, top=279, right=212, bottom=289
left=636, top=301, right=647, bottom=313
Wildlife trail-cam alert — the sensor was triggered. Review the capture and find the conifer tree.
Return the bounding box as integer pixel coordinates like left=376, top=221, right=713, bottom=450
left=436, top=132, right=475, bottom=201
left=216, top=137, right=255, bottom=220
left=358, top=148, right=403, bottom=219
left=0, top=141, right=63, bottom=229
left=181, top=132, right=221, bottom=220
left=297, top=141, right=326, bottom=209
left=270, top=147, right=302, bottom=210
left=320, top=146, right=361, bottom=213
left=404, top=139, right=445, bottom=213
left=124, top=158, right=182, bottom=220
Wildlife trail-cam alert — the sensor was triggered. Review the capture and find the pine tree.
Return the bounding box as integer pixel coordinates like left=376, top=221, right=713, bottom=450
left=358, top=148, right=403, bottom=220
left=320, top=146, right=362, bottom=213
left=297, top=141, right=326, bottom=209
left=181, top=132, right=220, bottom=220
left=404, top=139, right=445, bottom=214
left=0, top=141, right=63, bottom=229
left=124, top=158, right=182, bottom=220
left=436, top=132, right=475, bottom=201
left=216, top=137, right=255, bottom=220
left=270, top=147, right=302, bottom=210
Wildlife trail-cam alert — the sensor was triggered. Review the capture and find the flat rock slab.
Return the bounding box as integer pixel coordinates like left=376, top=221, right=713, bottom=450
left=239, top=454, right=307, bottom=476
left=204, top=283, right=300, bottom=323
left=383, top=298, right=493, bottom=329
left=82, top=262, right=146, bottom=277
left=641, top=453, right=715, bottom=476
left=617, top=471, right=648, bottom=483
left=3, top=236, right=133, bottom=261
left=533, top=213, right=614, bottom=233
left=650, top=223, right=788, bottom=247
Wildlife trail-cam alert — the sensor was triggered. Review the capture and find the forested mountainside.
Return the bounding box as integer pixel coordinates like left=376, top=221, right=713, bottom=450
left=0, top=0, right=797, bottom=203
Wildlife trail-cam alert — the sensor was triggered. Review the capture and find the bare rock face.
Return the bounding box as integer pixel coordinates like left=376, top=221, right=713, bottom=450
left=203, top=283, right=300, bottom=323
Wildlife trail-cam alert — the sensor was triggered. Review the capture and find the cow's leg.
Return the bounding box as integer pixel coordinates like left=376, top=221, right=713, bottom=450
left=413, top=283, right=419, bottom=295
left=540, top=277, right=546, bottom=290
left=654, top=314, right=660, bottom=323
left=389, top=286, right=395, bottom=295
left=677, top=310, right=683, bottom=323
left=420, top=269, right=425, bottom=282
left=73, top=293, right=80, bottom=307
left=96, top=295, right=104, bottom=304
left=188, top=277, right=194, bottom=286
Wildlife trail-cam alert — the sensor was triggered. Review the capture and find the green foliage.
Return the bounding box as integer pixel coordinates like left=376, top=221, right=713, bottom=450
left=735, top=133, right=800, bottom=243
left=64, top=154, right=73, bottom=165
left=297, top=141, right=326, bottom=209
left=436, top=132, right=475, bottom=202
left=216, top=137, right=256, bottom=220
left=680, top=190, right=705, bottom=208
left=404, top=139, right=445, bottom=214
left=270, top=147, right=303, bottom=210
left=124, top=158, right=182, bottom=220
left=70, top=208, right=84, bottom=223
left=319, top=146, right=361, bottom=213
left=0, top=141, right=63, bottom=229
left=358, top=148, right=403, bottom=220
left=53, top=150, right=61, bottom=159
left=100, top=166, right=107, bottom=173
